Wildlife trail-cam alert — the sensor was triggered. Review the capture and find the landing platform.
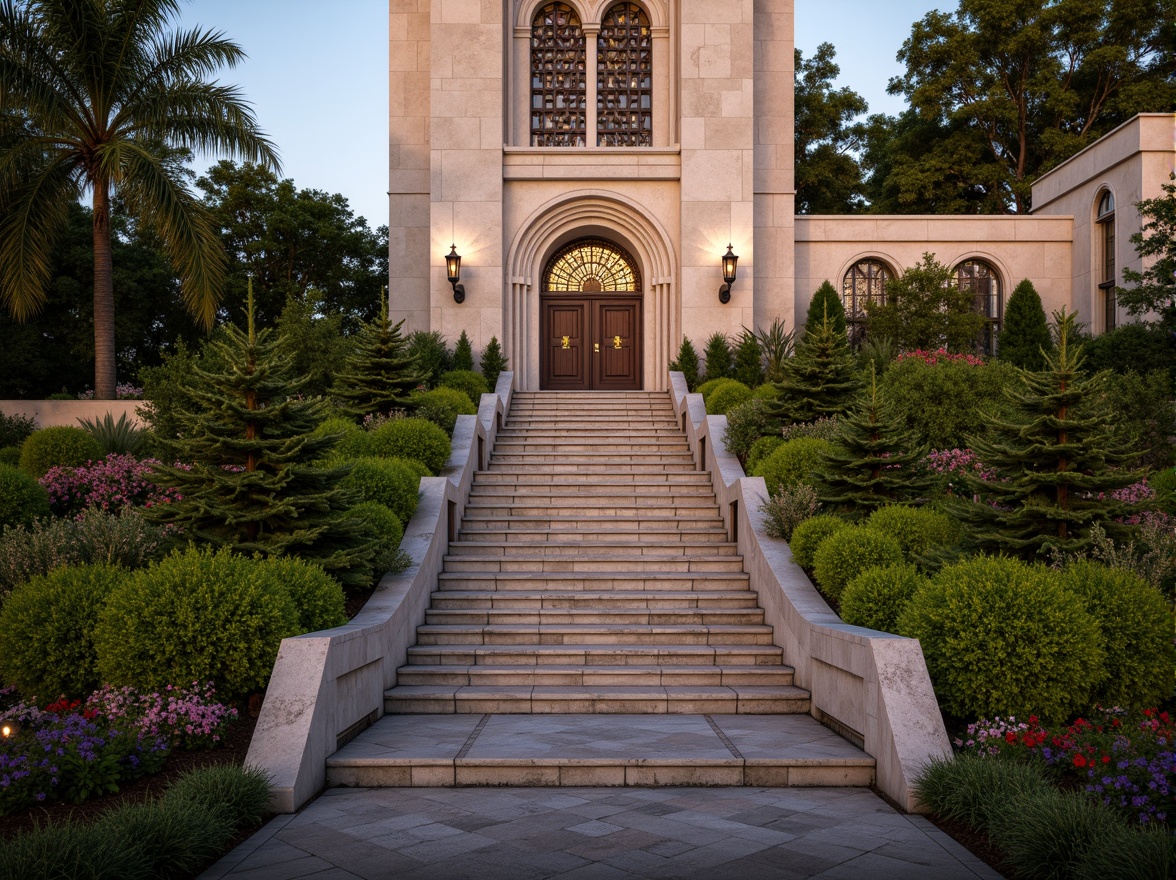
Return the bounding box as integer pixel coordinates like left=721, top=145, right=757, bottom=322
left=326, top=714, right=875, bottom=788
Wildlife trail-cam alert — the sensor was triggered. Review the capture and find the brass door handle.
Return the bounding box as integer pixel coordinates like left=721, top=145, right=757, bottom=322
left=593, top=342, right=600, bottom=353
left=561, top=336, right=570, bottom=350
left=613, top=335, right=623, bottom=350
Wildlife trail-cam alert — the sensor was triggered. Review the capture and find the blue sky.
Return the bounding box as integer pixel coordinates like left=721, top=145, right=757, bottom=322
left=178, top=1, right=957, bottom=229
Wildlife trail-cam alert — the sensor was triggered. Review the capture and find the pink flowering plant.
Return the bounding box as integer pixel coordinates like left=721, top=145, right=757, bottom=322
left=39, top=454, right=182, bottom=518
left=954, top=707, right=1175, bottom=825
left=77, top=383, right=143, bottom=400
left=921, top=448, right=999, bottom=498
left=0, top=682, right=236, bottom=813
left=896, top=348, right=986, bottom=367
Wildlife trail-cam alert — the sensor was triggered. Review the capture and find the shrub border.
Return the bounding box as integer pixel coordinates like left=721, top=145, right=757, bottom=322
left=243, top=373, right=514, bottom=812
left=671, top=371, right=950, bottom=813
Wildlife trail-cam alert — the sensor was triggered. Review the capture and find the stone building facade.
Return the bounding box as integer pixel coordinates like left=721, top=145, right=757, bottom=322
left=388, top=0, right=1176, bottom=391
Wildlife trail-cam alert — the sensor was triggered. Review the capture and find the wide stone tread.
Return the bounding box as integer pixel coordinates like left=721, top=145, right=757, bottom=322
left=437, top=572, right=750, bottom=591
left=424, top=608, right=767, bottom=626
left=427, top=589, right=760, bottom=609
left=413, top=622, right=776, bottom=646
left=441, top=555, right=745, bottom=573
left=405, top=643, right=786, bottom=666
left=394, top=664, right=796, bottom=687
left=444, top=541, right=740, bottom=557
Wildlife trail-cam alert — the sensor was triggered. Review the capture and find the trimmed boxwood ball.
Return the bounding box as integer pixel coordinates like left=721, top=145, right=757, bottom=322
left=751, top=383, right=779, bottom=401
left=411, top=386, right=477, bottom=435
left=94, top=546, right=301, bottom=700
left=752, top=437, right=833, bottom=496
left=0, top=464, right=51, bottom=529
left=438, top=369, right=489, bottom=406
left=746, top=436, right=784, bottom=473
left=312, top=415, right=366, bottom=460
left=0, top=446, right=20, bottom=467
left=342, top=456, right=425, bottom=524
left=865, top=505, right=960, bottom=564
left=260, top=557, right=347, bottom=633
left=812, top=526, right=903, bottom=601
left=897, top=555, right=1106, bottom=722
left=365, top=418, right=451, bottom=474
left=18, top=425, right=103, bottom=477
left=839, top=563, right=929, bottom=633
left=353, top=500, right=405, bottom=579
left=696, top=378, right=739, bottom=401
left=788, top=513, right=851, bottom=569
left=0, top=564, right=127, bottom=700
left=706, top=381, right=752, bottom=415
left=1059, top=560, right=1176, bottom=710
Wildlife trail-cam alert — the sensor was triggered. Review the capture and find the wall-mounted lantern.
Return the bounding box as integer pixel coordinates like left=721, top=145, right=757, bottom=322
left=446, top=244, right=465, bottom=303
left=718, top=244, right=738, bottom=304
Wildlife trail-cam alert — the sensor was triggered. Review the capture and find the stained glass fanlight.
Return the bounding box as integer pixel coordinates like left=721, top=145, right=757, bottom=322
left=544, top=239, right=641, bottom=292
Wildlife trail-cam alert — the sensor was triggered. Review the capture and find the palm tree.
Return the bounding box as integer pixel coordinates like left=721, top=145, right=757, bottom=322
left=0, top=0, right=279, bottom=398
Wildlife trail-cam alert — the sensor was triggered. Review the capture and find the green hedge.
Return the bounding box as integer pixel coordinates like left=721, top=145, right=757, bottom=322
left=364, top=418, right=451, bottom=473
left=898, top=555, right=1105, bottom=721
left=839, top=563, right=928, bottom=633
left=0, top=464, right=50, bottom=529
left=342, top=456, right=425, bottom=524
left=438, top=369, right=489, bottom=406
left=811, top=526, right=903, bottom=601
left=788, top=514, right=851, bottom=569
left=865, top=505, right=960, bottom=565
left=752, top=437, right=832, bottom=496
left=410, top=386, right=477, bottom=435
left=706, top=381, right=752, bottom=415
left=19, top=426, right=103, bottom=477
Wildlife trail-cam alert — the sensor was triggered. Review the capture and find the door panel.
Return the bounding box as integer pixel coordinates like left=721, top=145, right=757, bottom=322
left=541, top=302, right=589, bottom=390
left=593, top=300, right=641, bottom=390
left=541, top=295, right=642, bottom=391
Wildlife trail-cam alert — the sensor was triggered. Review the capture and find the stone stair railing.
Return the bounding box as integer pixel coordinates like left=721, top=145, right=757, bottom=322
left=245, top=374, right=515, bottom=813
left=668, top=372, right=951, bottom=812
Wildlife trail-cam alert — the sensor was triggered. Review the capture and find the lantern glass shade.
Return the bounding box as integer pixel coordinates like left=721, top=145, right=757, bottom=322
left=722, top=244, right=738, bottom=285
left=446, top=245, right=462, bottom=285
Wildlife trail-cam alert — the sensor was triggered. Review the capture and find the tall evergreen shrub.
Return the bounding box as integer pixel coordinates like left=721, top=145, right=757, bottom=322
left=768, top=309, right=862, bottom=425
left=731, top=330, right=765, bottom=387
left=805, top=281, right=847, bottom=337
left=452, top=330, right=475, bottom=371
left=479, top=335, right=509, bottom=391
left=669, top=336, right=701, bottom=391
left=703, top=332, right=733, bottom=382
left=998, top=279, right=1052, bottom=370
left=332, top=301, right=424, bottom=419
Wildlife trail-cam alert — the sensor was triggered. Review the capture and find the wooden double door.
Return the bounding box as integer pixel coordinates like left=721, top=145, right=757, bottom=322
left=540, top=295, right=643, bottom=391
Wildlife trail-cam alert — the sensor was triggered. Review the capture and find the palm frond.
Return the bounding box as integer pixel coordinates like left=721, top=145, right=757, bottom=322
left=117, top=142, right=225, bottom=328
left=0, top=154, right=77, bottom=320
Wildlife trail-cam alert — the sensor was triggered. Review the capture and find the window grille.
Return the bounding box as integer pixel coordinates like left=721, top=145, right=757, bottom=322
left=842, top=259, right=892, bottom=344
left=531, top=3, right=586, bottom=147
left=597, top=3, right=652, bottom=147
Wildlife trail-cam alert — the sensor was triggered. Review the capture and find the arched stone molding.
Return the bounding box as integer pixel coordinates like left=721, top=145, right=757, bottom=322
left=835, top=252, right=901, bottom=287
left=506, top=190, right=678, bottom=390
left=513, top=0, right=666, bottom=31
left=949, top=251, right=1011, bottom=298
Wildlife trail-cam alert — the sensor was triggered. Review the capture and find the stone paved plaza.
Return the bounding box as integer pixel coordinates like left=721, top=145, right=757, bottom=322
left=200, top=786, right=1002, bottom=880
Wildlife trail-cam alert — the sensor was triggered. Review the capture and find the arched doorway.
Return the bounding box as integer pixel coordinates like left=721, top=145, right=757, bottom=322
left=540, top=238, right=644, bottom=390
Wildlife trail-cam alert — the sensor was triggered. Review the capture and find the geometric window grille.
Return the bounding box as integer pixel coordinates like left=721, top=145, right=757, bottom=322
left=1097, top=190, right=1116, bottom=331
left=842, top=259, right=892, bottom=343
left=531, top=3, right=587, bottom=147
left=597, top=3, right=652, bottom=147
left=543, top=239, right=641, bottom=292
left=955, top=260, right=1002, bottom=355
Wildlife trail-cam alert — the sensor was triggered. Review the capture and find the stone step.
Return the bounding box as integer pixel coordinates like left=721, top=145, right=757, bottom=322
left=413, top=623, right=775, bottom=646
left=395, top=664, right=795, bottom=687
left=469, top=482, right=715, bottom=497
left=428, top=590, right=759, bottom=609
left=460, top=502, right=721, bottom=518
left=441, top=555, right=745, bottom=573
left=489, top=452, right=697, bottom=465
left=491, top=442, right=692, bottom=455
left=437, top=572, right=749, bottom=592
left=482, top=462, right=701, bottom=474
left=325, top=714, right=875, bottom=789
left=405, top=643, right=785, bottom=667
left=494, top=427, right=685, bottom=437
left=425, top=608, right=766, bottom=626
left=455, top=528, right=733, bottom=544
left=472, top=471, right=709, bottom=485
left=384, top=684, right=809, bottom=715
left=445, top=540, right=740, bottom=557
left=459, top=512, right=726, bottom=527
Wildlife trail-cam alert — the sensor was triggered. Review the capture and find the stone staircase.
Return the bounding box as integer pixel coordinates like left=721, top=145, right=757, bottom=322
left=326, top=391, right=874, bottom=787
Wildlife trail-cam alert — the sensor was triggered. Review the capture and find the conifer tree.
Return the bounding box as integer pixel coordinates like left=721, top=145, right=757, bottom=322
left=732, top=330, right=765, bottom=387
left=998, top=279, right=1052, bottom=370
left=954, top=309, right=1144, bottom=559
left=669, top=336, right=701, bottom=391
left=150, top=288, right=375, bottom=587
left=452, top=330, right=475, bottom=371
left=703, top=332, right=733, bottom=382
left=331, top=295, right=424, bottom=419
left=479, top=335, right=509, bottom=391
left=805, top=281, right=847, bottom=337
left=816, top=365, right=931, bottom=518
left=768, top=307, right=863, bottom=425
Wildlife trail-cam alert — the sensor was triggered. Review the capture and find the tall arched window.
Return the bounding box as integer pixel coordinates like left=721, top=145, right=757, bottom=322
left=597, top=3, right=652, bottom=146
left=842, top=259, right=892, bottom=343
left=955, top=260, right=1002, bottom=354
left=1097, top=191, right=1116, bottom=331
left=531, top=3, right=586, bottom=147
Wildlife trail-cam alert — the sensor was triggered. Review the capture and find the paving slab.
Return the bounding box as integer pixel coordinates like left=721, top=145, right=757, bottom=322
left=200, top=787, right=1002, bottom=879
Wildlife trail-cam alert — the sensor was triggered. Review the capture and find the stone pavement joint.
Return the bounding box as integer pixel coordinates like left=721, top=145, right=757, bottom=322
left=199, top=786, right=1003, bottom=879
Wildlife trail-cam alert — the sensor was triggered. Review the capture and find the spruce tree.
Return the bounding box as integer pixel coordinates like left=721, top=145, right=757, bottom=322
left=669, top=336, right=701, bottom=391
left=479, top=335, right=509, bottom=391
left=452, top=330, right=475, bottom=371
left=815, top=365, right=931, bottom=519
left=150, top=290, right=375, bottom=587
left=703, top=332, right=733, bottom=382
left=806, top=281, right=847, bottom=337
left=332, top=298, right=424, bottom=419
left=998, top=279, right=1052, bottom=370
left=954, top=309, right=1144, bottom=559
left=732, top=330, right=765, bottom=387
left=768, top=307, right=863, bottom=425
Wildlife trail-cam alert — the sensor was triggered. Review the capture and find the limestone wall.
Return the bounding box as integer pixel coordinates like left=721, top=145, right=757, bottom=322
left=0, top=400, right=143, bottom=430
